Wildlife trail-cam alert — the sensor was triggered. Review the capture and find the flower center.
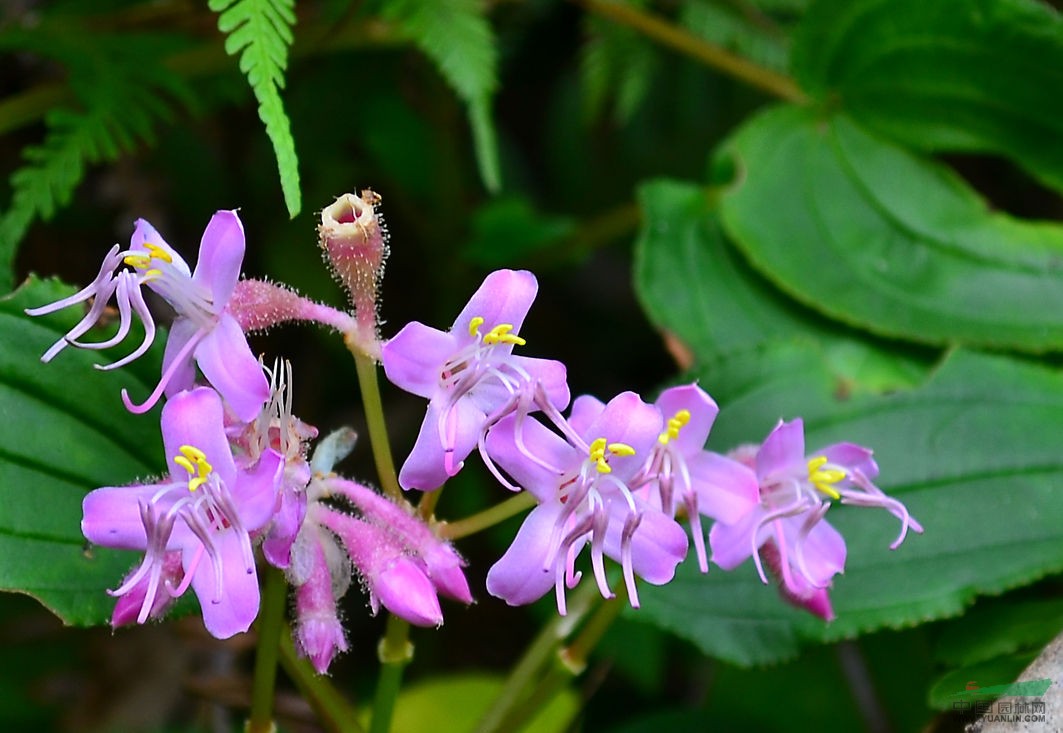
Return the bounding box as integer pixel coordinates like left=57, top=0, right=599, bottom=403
left=174, top=445, right=214, bottom=492
left=588, top=437, right=636, bottom=474
left=807, top=455, right=845, bottom=500
left=468, top=316, right=526, bottom=346
left=658, top=409, right=691, bottom=445
left=123, top=242, right=173, bottom=281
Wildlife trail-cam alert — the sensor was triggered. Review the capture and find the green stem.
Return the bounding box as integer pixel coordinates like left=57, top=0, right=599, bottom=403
left=351, top=349, right=402, bottom=500
left=439, top=492, right=536, bottom=540
left=370, top=615, right=414, bottom=733
left=247, top=566, right=288, bottom=733
left=577, top=0, right=808, bottom=103
left=278, top=623, right=365, bottom=733
left=474, top=584, right=599, bottom=733
left=559, top=581, right=628, bottom=674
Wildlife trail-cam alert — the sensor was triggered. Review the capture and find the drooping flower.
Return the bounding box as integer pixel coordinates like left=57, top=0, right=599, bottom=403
left=289, top=523, right=350, bottom=675
left=632, top=383, right=759, bottom=572
left=382, top=269, right=570, bottom=490
left=81, top=387, right=283, bottom=638
left=26, top=212, right=269, bottom=421
left=484, top=392, right=688, bottom=614
left=708, top=418, right=923, bottom=620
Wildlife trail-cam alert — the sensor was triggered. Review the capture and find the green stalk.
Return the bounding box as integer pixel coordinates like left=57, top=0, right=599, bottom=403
left=439, top=492, right=536, bottom=540
left=577, top=0, right=808, bottom=103
left=473, top=584, right=599, bottom=733
left=370, top=615, right=414, bottom=733
left=278, top=624, right=365, bottom=733
left=247, top=566, right=288, bottom=733
left=351, top=349, right=402, bottom=500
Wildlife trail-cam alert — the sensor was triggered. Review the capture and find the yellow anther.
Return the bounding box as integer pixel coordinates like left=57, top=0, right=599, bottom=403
left=123, top=243, right=172, bottom=271
left=807, top=455, right=844, bottom=500
left=658, top=409, right=691, bottom=445
left=468, top=316, right=485, bottom=337
left=144, top=268, right=162, bottom=280
left=142, top=243, right=173, bottom=263
left=483, top=323, right=526, bottom=347
left=588, top=438, right=636, bottom=474
left=174, top=445, right=213, bottom=492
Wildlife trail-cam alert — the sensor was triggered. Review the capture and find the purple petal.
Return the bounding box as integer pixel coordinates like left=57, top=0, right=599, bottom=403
left=604, top=504, right=688, bottom=585
left=756, top=419, right=805, bottom=481
left=819, top=442, right=878, bottom=481
left=374, top=557, right=444, bottom=627
left=709, top=505, right=768, bottom=571
left=262, top=483, right=308, bottom=569
left=486, top=502, right=565, bottom=606
left=398, top=398, right=485, bottom=491
left=132, top=218, right=190, bottom=275
left=583, top=392, right=664, bottom=481
left=161, top=387, right=238, bottom=488
left=381, top=322, right=458, bottom=398
left=160, top=318, right=200, bottom=397
left=193, top=313, right=270, bottom=422
left=450, top=270, right=538, bottom=344
left=233, top=448, right=284, bottom=532
left=509, top=355, right=571, bottom=411
left=655, top=384, right=719, bottom=454
left=82, top=483, right=165, bottom=550
left=567, top=394, right=605, bottom=436
left=192, top=211, right=245, bottom=308
left=686, top=452, right=760, bottom=525
left=188, top=531, right=260, bottom=639
left=784, top=517, right=846, bottom=588
left=484, top=414, right=574, bottom=501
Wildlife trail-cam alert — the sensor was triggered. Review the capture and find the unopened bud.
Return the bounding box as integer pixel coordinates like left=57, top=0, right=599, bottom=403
left=229, top=279, right=356, bottom=336
left=318, top=190, right=389, bottom=352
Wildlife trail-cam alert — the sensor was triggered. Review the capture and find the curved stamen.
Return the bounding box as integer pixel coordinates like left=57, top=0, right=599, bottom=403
left=620, top=511, right=643, bottom=608
left=90, top=278, right=157, bottom=370
left=40, top=277, right=121, bottom=362
left=121, top=327, right=205, bottom=414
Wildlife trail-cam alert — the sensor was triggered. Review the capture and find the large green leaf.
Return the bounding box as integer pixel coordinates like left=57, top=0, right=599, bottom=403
left=634, top=348, right=1063, bottom=666
left=792, top=0, right=1063, bottom=192
left=0, top=277, right=163, bottom=625
left=717, top=106, right=1063, bottom=352
left=634, top=178, right=929, bottom=393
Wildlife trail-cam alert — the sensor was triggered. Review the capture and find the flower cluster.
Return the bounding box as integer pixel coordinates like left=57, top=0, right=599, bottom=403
left=382, top=270, right=923, bottom=618
left=30, top=202, right=471, bottom=671
left=30, top=195, right=924, bottom=676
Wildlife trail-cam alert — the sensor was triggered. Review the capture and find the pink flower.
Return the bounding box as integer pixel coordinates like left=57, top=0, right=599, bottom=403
left=382, top=269, right=569, bottom=490
left=81, top=387, right=283, bottom=638
left=707, top=418, right=923, bottom=620
left=27, top=212, right=269, bottom=421
left=484, top=392, right=688, bottom=614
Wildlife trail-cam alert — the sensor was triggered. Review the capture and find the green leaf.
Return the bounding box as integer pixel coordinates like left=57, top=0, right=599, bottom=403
left=210, top=0, right=301, bottom=216
left=382, top=0, right=500, bottom=192
left=716, top=106, right=1063, bottom=352
left=633, top=178, right=929, bottom=392
left=635, top=348, right=1063, bottom=666
left=0, top=277, right=164, bottom=625
left=792, top=0, right=1063, bottom=193
left=934, top=597, right=1063, bottom=667
left=365, top=673, right=578, bottom=733
left=927, top=653, right=1039, bottom=710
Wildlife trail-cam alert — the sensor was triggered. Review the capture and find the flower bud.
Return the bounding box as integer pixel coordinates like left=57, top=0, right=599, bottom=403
left=318, top=191, right=389, bottom=354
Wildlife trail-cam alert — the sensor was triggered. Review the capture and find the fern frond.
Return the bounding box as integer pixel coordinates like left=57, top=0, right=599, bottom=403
left=383, top=0, right=501, bottom=192
left=210, top=0, right=301, bottom=217
left=0, top=78, right=180, bottom=292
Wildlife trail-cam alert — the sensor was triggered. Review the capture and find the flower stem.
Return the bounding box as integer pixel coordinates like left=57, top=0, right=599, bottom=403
left=278, top=624, right=365, bottom=733
left=576, top=0, right=808, bottom=103
left=370, top=615, right=414, bottom=733
left=247, top=566, right=288, bottom=733
left=473, top=584, right=599, bottom=733
left=350, top=349, right=402, bottom=501
left=438, top=492, right=537, bottom=540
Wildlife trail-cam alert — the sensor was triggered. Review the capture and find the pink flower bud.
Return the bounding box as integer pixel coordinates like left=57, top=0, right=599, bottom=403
left=293, top=535, right=348, bottom=674
left=229, top=279, right=357, bottom=336
left=318, top=191, right=389, bottom=354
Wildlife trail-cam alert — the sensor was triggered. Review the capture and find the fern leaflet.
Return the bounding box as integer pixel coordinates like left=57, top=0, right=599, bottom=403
left=210, top=0, right=301, bottom=217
